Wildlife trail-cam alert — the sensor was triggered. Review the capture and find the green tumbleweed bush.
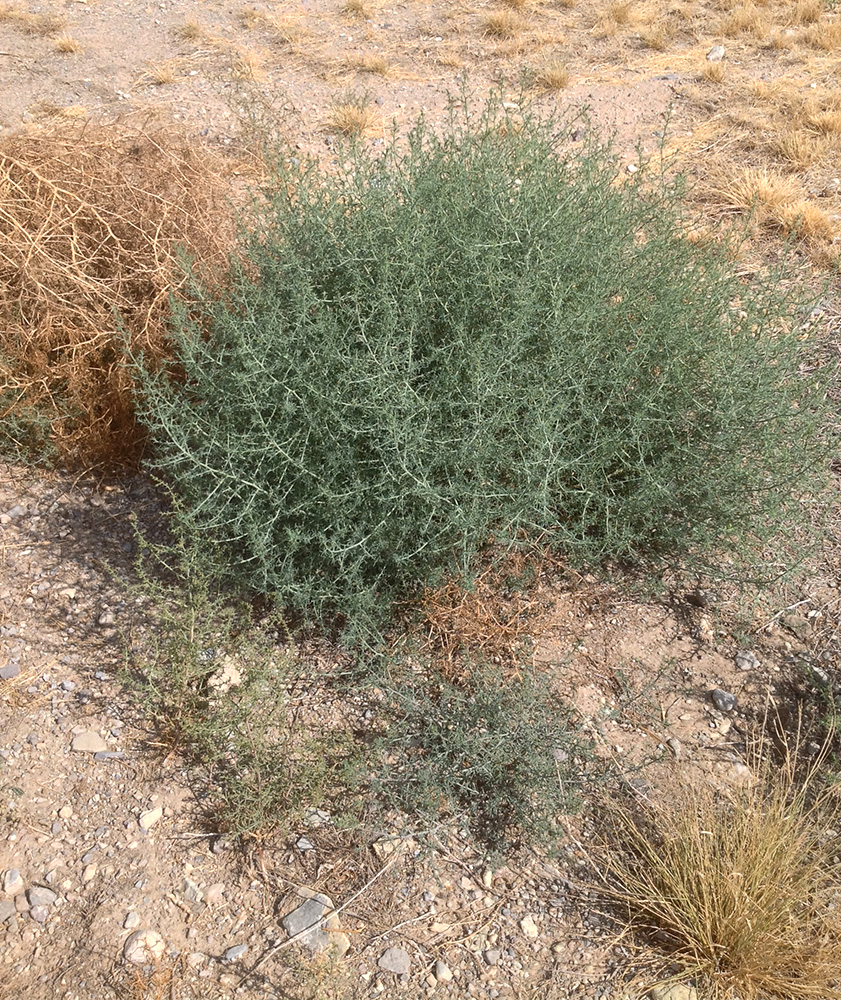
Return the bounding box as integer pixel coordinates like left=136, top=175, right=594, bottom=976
left=136, top=95, right=829, bottom=628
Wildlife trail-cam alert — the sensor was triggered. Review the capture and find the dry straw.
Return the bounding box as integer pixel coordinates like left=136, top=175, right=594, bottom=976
left=0, top=117, right=238, bottom=468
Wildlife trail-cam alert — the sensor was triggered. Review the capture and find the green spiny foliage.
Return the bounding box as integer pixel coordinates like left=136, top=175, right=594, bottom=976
left=373, top=666, right=589, bottom=855
left=135, top=92, right=829, bottom=634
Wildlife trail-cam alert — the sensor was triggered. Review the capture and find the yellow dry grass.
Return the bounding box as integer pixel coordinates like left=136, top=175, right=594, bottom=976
left=535, top=58, right=570, bottom=90
left=326, top=98, right=377, bottom=136
left=54, top=34, right=81, bottom=54
left=346, top=52, right=389, bottom=74
left=598, top=743, right=841, bottom=1000
left=483, top=9, right=526, bottom=38
left=711, top=165, right=835, bottom=240
left=0, top=3, right=65, bottom=35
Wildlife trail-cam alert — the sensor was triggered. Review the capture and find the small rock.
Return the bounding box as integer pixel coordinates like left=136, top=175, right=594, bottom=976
left=183, top=878, right=204, bottom=904
left=14, top=894, right=28, bottom=913
left=650, top=984, right=698, bottom=1000
left=207, top=656, right=243, bottom=694
left=281, top=887, right=350, bottom=958
left=223, top=944, right=248, bottom=962
left=711, top=688, right=737, bottom=713
left=187, top=952, right=206, bottom=969
left=124, top=929, right=166, bottom=965
left=30, top=904, right=49, bottom=924
left=82, top=864, right=97, bottom=883
left=3, top=869, right=24, bottom=897
left=139, top=807, right=163, bottom=832
left=27, top=886, right=57, bottom=907
left=94, top=751, right=126, bottom=761
left=205, top=882, right=225, bottom=905
left=519, top=914, right=539, bottom=939
left=97, top=611, right=116, bottom=626
left=0, top=900, right=15, bottom=922
left=378, top=946, right=411, bottom=975
left=666, top=737, right=682, bottom=759
left=71, top=731, right=108, bottom=754
left=735, top=650, right=760, bottom=671
left=627, top=163, right=638, bottom=174
left=124, top=910, right=140, bottom=930
left=0, top=663, right=20, bottom=681
left=434, top=960, right=452, bottom=982
left=706, top=44, right=725, bottom=62
left=296, top=836, right=314, bottom=852
left=58, top=805, right=73, bottom=819
left=304, top=807, right=331, bottom=828
left=484, top=949, right=501, bottom=966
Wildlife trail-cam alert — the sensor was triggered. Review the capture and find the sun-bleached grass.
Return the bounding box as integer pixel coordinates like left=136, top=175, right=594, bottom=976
left=598, top=746, right=841, bottom=999
left=0, top=3, right=65, bottom=34
left=326, top=94, right=376, bottom=135
left=535, top=58, right=570, bottom=90
left=483, top=9, right=526, bottom=38
left=711, top=165, right=836, bottom=240
left=54, top=34, right=81, bottom=54
left=346, top=52, right=389, bottom=74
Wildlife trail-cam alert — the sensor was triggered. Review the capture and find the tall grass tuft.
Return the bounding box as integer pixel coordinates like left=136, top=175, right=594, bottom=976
left=599, top=747, right=841, bottom=999
left=135, top=94, right=829, bottom=634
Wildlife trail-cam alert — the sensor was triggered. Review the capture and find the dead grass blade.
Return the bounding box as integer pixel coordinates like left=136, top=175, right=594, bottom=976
left=597, top=736, right=841, bottom=999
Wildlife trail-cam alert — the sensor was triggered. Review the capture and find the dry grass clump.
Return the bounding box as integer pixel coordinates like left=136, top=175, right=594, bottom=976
left=0, top=3, right=65, bottom=34
left=535, top=57, right=570, bottom=90
left=144, top=60, right=179, bottom=86
left=174, top=19, right=207, bottom=42
left=416, top=552, right=551, bottom=681
left=54, top=34, right=81, bottom=54
left=346, top=52, right=389, bottom=74
left=721, top=4, right=769, bottom=38
left=342, top=0, right=371, bottom=18
left=800, top=19, right=841, bottom=49
left=598, top=748, right=841, bottom=999
left=0, top=120, right=237, bottom=468
left=770, top=129, right=826, bottom=169
left=326, top=95, right=376, bottom=135
left=238, top=6, right=306, bottom=45
left=483, top=9, right=526, bottom=38
left=701, top=60, right=727, bottom=83
left=711, top=166, right=834, bottom=240
left=792, top=0, right=825, bottom=26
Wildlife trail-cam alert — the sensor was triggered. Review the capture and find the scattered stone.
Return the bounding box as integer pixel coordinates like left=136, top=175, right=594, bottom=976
left=0, top=662, right=20, bottom=680
left=296, top=836, right=314, bottom=852
left=735, top=650, right=760, bottom=671
left=205, top=882, right=225, bottom=905
left=519, top=914, right=539, bottom=939
left=71, top=731, right=108, bottom=754
left=223, top=944, right=248, bottom=962
left=666, top=737, right=682, bottom=759
left=434, top=960, right=452, bottom=982
left=139, top=806, right=163, bottom=832
left=208, top=657, right=243, bottom=694
left=3, top=869, right=24, bottom=897
left=124, top=929, right=166, bottom=965
left=281, top=887, right=350, bottom=958
left=124, top=910, right=140, bottom=930
left=650, top=984, right=698, bottom=1000
left=711, top=688, right=737, bottom=713
left=27, top=886, right=57, bottom=907
left=304, top=807, right=331, bottom=828
left=378, top=946, right=411, bottom=976
left=30, top=904, right=49, bottom=924
left=187, top=952, right=206, bottom=969
left=97, top=611, right=116, bottom=626
left=57, top=805, right=73, bottom=819
left=14, top=894, right=28, bottom=913
left=706, top=44, right=725, bottom=62
left=484, top=949, right=501, bottom=966
left=372, top=835, right=417, bottom=860
left=94, top=751, right=126, bottom=761
left=82, top=864, right=97, bottom=883
left=182, top=878, right=204, bottom=904
left=0, top=900, right=15, bottom=922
